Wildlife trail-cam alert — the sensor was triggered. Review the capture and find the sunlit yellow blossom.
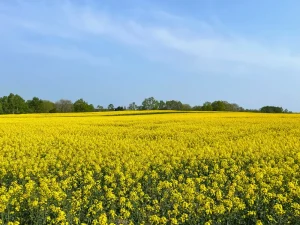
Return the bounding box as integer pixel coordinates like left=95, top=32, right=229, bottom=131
left=0, top=111, right=299, bottom=224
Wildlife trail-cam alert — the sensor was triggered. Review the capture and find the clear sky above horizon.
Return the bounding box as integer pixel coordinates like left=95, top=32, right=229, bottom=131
left=1, top=0, right=300, bottom=111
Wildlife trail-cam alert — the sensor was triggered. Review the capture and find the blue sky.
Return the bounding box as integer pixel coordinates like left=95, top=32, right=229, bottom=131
left=1, top=0, right=300, bottom=111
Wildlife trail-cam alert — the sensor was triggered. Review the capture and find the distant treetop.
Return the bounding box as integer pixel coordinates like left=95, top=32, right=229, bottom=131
left=0, top=93, right=292, bottom=114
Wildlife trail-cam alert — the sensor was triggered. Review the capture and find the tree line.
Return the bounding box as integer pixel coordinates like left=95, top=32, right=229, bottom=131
left=0, top=93, right=291, bottom=114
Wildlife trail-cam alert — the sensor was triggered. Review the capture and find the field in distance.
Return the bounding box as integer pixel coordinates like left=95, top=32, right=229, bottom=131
left=0, top=111, right=300, bottom=225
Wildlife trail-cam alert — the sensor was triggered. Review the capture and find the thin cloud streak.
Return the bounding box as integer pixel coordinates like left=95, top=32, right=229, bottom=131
left=1, top=0, right=300, bottom=74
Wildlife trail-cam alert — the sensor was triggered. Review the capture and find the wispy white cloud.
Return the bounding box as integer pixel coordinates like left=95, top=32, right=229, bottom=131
left=1, top=0, right=300, bottom=75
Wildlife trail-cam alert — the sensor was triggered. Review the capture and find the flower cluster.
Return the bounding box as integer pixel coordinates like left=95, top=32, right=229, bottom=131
left=0, top=112, right=299, bottom=224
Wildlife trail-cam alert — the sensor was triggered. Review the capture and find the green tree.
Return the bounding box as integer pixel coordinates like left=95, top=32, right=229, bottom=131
left=88, top=104, right=95, bottom=112
left=165, top=100, right=183, bottom=110
left=40, top=100, right=55, bottom=113
left=193, top=105, right=202, bottom=111
left=6, top=93, right=27, bottom=114
left=260, top=106, right=284, bottom=113
left=55, top=99, right=73, bottom=112
left=158, top=100, right=166, bottom=110
left=211, top=101, right=226, bottom=111
left=128, top=102, right=138, bottom=110
left=0, top=102, right=3, bottom=114
left=27, top=97, right=43, bottom=113
left=73, top=99, right=92, bottom=112
left=0, top=96, right=9, bottom=113
left=97, top=105, right=104, bottom=111
left=115, top=106, right=125, bottom=111
left=108, top=104, right=114, bottom=111
left=142, top=97, right=159, bottom=110
left=202, top=102, right=213, bottom=111
left=182, top=104, right=192, bottom=111
left=226, top=103, right=243, bottom=112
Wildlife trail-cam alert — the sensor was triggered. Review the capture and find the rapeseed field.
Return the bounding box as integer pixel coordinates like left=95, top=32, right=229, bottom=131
left=0, top=112, right=300, bottom=225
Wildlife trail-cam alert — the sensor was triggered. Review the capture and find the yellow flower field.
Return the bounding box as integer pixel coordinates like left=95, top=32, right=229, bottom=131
left=0, top=111, right=300, bottom=225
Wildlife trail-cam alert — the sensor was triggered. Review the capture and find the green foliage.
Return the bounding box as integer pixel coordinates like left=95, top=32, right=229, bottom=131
left=211, top=101, right=244, bottom=112
left=96, top=105, right=104, bottom=111
left=182, top=103, right=192, bottom=110
left=88, top=104, right=95, bottom=112
left=115, top=106, right=125, bottom=111
left=49, top=108, right=57, bottom=113
left=0, top=93, right=292, bottom=114
left=128, top=102, right=138, bottom=110
left=0, top=93, right=28, bottom=114
left=55, top=99, right=73, bottom=113
left=212, top=100, right=226, bottom=111
left=192, top=101, right=243, bottom=112
left=142, top=97, right=159, bottom=110
left=202, top=101, right=213, bottom=111
left=260, top=106, right=284, bottom=113
left=0, top=96, right=8, bottom=113
left=192, top=105, right=203, bottom=111
left=73, top=98, right=94, bottom=112
left=165, top=100, right=183, bottom=110
left=27, top=97, right=43, bottom=113
left=108, top=104, right=114, bottom=111
left=40, top=100, right=55, bottom=113
left=158, top=100, right=166, bottom=110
